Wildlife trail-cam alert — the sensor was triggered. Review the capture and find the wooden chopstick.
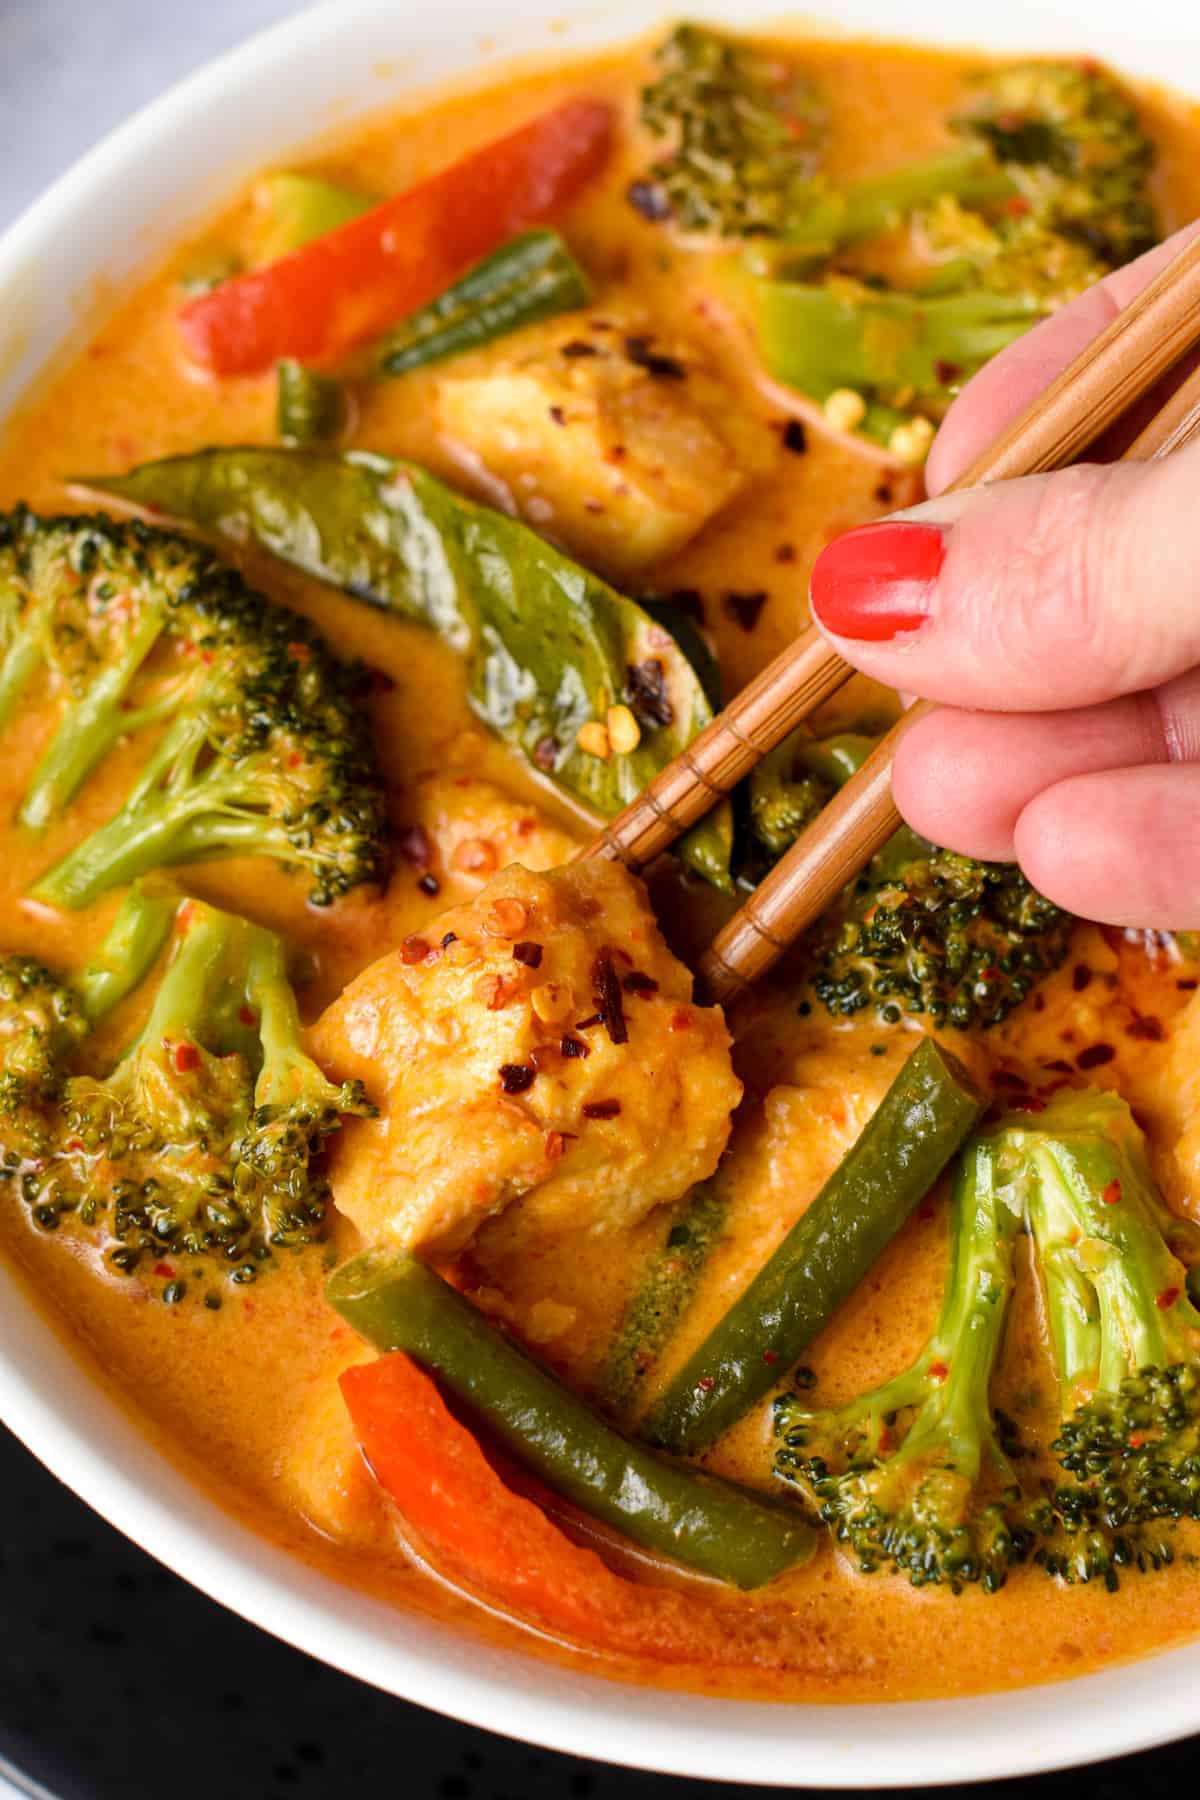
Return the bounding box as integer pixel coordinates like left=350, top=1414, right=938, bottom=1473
left=699, top=355, right=1200, bottom=1004
left=585, top=229, right=1200, bottom=877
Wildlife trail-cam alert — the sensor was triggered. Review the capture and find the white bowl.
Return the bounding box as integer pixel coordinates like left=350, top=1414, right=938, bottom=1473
left=2, top=0, right=1199, bottom=1784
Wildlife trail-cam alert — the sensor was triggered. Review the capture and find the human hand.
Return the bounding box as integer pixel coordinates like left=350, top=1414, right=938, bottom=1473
left=808, top=223, right=1200, bottom=929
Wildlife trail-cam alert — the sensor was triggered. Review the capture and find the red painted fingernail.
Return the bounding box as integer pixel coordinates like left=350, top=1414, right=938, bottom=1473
left=809, top=521, right=945, bottom=642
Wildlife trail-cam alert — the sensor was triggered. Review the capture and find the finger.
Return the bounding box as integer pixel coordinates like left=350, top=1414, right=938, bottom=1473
left=809, top=443, right=1200, bottom=711
left=926, top=220, right=1200, bottom=495
left=1014, top=764, right=1200, bottom=928
left=892, top=666, right=1200, bottom=858
left=890, top=692, right=1164, bottom=860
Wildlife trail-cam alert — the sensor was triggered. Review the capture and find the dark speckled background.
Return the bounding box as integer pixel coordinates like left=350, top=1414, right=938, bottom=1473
left=2, top=1, right=1200, bottom=1792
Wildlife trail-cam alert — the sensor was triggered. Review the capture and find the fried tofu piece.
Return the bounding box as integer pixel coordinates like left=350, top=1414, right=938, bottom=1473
left=309, top=859, right=741, bottom=1253
left=435, top=309, right=751, bottom=578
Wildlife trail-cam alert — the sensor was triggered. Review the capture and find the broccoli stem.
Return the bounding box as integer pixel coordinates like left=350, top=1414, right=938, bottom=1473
left=31, top=805, right=280, bottom=912
left=244, top=927, right=322, bottom=1110
left=19, top=609, right=168, bottom=830
left=0, top=631, right=45, bottom=731
left=780, top=144, right=1015, bottom=259
left=753, top=277, right=1042, bottom=408
left=1016, top=1096, right=1198, bottom=1393
left=75, top=884, right=179, bottom=1023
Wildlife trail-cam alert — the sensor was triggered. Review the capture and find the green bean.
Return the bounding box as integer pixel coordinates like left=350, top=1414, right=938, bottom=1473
left=326, top=1251, right=815, bottom=1589
left=643, top=1038, right=988, bottom=1455
left=276, top=360, right=343, bottom=444
left=378, top=230, right=589, bottom=377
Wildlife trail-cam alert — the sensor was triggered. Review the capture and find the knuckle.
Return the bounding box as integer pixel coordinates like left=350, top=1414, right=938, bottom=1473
left=992, top=465, right=1137, bottom=697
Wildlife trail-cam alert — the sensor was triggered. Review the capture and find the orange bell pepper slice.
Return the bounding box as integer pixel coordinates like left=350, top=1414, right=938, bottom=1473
left=341, top=1352, right=737, bottom=1665
left=180, top=97, right=613, bottom=376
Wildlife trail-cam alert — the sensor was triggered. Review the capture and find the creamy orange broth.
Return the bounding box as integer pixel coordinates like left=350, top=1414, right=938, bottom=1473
left=3, top=30, right=1200, bottom=1703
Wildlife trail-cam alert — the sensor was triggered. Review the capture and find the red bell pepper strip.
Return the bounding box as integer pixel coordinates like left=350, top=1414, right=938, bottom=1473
left=179, top=98, right=613, bottom=376
left=341, top=1352, right=752, bottom=1666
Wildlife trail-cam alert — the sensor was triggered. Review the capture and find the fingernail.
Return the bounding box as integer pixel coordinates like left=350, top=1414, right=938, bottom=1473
left=810, top=521, right=945, bottom=642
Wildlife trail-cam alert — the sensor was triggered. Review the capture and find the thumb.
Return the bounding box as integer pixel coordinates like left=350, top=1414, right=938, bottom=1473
left=808, top=442, right=1200, bottom=712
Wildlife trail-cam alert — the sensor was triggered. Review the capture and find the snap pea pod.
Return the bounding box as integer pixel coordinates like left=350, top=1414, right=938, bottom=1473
left=596, top=1176, right=730, bottom=1422
left=644, top=1038, right=988, bottom=1455
left=379, top=230, right=590, bottom=377
left=84, top=448, right=733, bottom=890
left=326, top=1251, right=815, bottom=1589
left=276, top=361, right=344, bottom=444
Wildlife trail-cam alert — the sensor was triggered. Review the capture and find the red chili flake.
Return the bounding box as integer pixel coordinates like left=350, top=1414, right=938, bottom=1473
left=874, top=482, right=893, bottom=505
left=1006, top=195, right=1032, bottom=217
left=1178, top=979, right=1199, bottom=991
left=933, top=359, right=962, bottom=385
left=1042, top=1058, right=1073, bottom=1073
left=1103, top=1180, right=1123, bottom=1206
left=533, top=737, right=558, bottom=771
left=696, top=1376, right=715, bottom=1393
left=1072, top=965, right=1093, bottom=992
left=512, top=941, right=543, bottom=969
left=1157, top=1287, right=1181, bottom=1311
left=917, top=1200, right=937, bottom=1223
left=993, top=1070, right=1028, bottom=1089
left=441, top=931, right=457, bottom=949
left=560, top=1035, right=589, bottom=1059
left=591, top=949, right=628, bottom=1046
left=574, top=1014, right=602, bottom=1031
left=622, top=970, right=659, bottom=997
left=396, top=824, right=434, bottom=869
left=400, top=936, right=430, bottom=966
left=1077, top=1043, right=1115, bottom=1070
left=1033, top=993, right=1046, bottom=1012
left=763, top=1349, right=780, bottom=1365
left=781, top=420, right=808, bottom=455
left=173, top=1042, right=201, bottom=1074
left=153, top=1262, right=176, bottom=1279
left=1129, top=1431, right=1146, bottom=1449
left=582, top=1099, right=622, bottom=1120
left=669, top=1008, right=693, bottom=1032
left=929, top=1361, right=950, bottom=1382
left=1009, top=1095, right=1047, bottom=1113
left=548, top=404, right=567, bottom=426
left=368, top=667, right=397, bottom=695
left=418, top=873, right=441, bottom=896
left=499, top=1063, right=536, bottom=1095
left=721, top=590, right=768, bottom=632
left=561, top=338, right=600, bottom=358
left=287, top=641, right=312, bottom=663
left=238, top=1005, right=258, bottom=1028
left=623, top=334, right=686, bottom=380
left=774, top=543, right=797, bottom=564
left=1127, top=1015, right=1166, bottom=1042
left=64, top=1139, right=83, bottom=1153
left=625, top=658, right=673, bottom=728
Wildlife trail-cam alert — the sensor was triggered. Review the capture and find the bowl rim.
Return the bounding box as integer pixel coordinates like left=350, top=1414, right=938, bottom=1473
left=3, top=0, right=1200, bottom=1783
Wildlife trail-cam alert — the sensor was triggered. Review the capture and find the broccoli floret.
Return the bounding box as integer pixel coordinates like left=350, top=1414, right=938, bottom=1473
left=744, top=59, right=1157, bottom=455
left=630, top=23, right=824, bottom=237
left=0, top=508, right=386, bottom=911
left=774, top=1135, right=1029, bottom=1592
left=747, top=728, right=876, bottom=865
left=9, top=896, right=372, bottom=1287
left=953, top=60, right=1157, bottom=267
left=991, top=1092, right=1200, bottom=1580
left=0, top=956, right=87, bottom=1161
left=810, top=827, right=1072, bottom=1031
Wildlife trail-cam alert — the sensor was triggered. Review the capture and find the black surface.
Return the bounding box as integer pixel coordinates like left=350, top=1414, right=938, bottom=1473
left=0, top=1421, right=1194, bottom=1798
